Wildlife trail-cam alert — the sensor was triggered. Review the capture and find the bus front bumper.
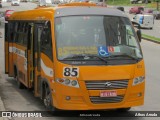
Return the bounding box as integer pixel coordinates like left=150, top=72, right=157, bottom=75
left=52, top=81, right=145, bottom=110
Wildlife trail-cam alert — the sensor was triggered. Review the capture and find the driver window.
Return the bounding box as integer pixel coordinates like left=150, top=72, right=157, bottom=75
left=126, top=25, right=136, bottom=46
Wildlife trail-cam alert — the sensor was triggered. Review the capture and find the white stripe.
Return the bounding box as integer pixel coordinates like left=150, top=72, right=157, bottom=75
left=9, top=46, right=25, bottom=58
left=9, top=46, right=13, bottom=52
left=9, top=47, right=27, bottom=70
left=9, top=47, right=54, bottom=77
left=41, top=59, right=53, bottom=77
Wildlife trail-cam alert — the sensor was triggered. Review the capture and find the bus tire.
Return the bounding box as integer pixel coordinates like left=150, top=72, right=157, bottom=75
left=43, top=84, right=55, bottom=111
left=117, top=107, right=131, bottom=112
left=14, top=67, right=24, bottom=89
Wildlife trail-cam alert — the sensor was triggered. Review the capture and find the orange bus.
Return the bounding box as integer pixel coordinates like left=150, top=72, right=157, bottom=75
left=5, top=3, right=145, bottom=111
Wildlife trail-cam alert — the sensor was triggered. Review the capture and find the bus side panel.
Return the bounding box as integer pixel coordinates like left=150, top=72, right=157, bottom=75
left=5, top=23, right=9, bottom=74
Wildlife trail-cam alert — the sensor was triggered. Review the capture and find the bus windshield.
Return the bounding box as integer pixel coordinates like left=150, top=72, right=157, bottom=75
left=55, top=16, right=142, bottom=61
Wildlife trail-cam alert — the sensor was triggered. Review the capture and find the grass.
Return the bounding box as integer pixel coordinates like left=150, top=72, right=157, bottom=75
left=107, top=0, right=130, bottom=5
left=142, top=34, right=160, bottom=42
left=107, top=0, right=159, bottom=9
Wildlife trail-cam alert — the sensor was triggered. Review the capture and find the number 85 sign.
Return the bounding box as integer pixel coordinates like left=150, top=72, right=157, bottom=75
left=63, top=67, right=79, bottom=77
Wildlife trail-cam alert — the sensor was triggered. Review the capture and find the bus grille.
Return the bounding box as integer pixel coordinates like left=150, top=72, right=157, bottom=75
left=90, top=95, right=124, bottom=104
left=85, top=80, right=129, bottom=90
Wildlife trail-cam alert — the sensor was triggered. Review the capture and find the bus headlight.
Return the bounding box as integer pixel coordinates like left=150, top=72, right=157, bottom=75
left=133, top=76, right=145, bottom=86
left=64, top=79, right=70, bottom=85
left=56, top=78, right=79, bottom=88
left=71, top=80, right=77, bottom=86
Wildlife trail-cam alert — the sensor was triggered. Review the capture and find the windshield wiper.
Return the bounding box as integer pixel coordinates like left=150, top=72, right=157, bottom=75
left=62, top=54, right=108, bottom=63
left=62, top=54, right=85, bottom=60
left=107, top=53, right=139, bottom=61
left=87, top=54, right=108, bottom=63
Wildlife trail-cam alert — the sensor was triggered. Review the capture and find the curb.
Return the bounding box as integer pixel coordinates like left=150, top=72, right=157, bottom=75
left=0, top=76, right=8, bottom=120
left=0, top=97, right=5, bottom=111
left=142, top=37, right=160, bottom=44
left=0, top=97, right=8, bottom=120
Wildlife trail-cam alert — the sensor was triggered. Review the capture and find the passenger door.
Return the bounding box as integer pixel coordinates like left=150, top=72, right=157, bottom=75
left=27, top=23, right=34, bottom=88
left=34, top=22, right=54, bottom=96
left=33, top=23, right=43, bottom=96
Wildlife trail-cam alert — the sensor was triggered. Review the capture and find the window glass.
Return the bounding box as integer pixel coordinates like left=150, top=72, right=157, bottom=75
left=55, top=16, right=142, bottom=60
left=14, top=22, right=29, bottom=46
left=40, top=22, right=53, bottom=60
left=17, top=33, right=24, bottom=44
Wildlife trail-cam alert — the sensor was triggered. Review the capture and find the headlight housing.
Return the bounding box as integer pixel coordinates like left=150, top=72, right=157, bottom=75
left=56, top=78, right=79, bottom=88
left=133, top=76, right=145, bottom=86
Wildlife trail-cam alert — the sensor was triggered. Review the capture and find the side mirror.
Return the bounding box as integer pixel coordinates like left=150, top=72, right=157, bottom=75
left=131, top=21, right=140, bottom=29
left=137, top=29, right=141, bottom=42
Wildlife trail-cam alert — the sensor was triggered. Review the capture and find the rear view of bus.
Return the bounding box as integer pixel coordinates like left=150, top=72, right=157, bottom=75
left=54, top=7, right=145, bottom=110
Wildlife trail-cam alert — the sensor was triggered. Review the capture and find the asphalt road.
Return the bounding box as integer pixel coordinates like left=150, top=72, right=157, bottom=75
left=0, top=2, right=160, bottom=120
left=0, top=2, right=37, bottom=12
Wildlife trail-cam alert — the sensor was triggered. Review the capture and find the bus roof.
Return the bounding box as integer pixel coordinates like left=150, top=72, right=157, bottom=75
left=9, top=4, right=128, bottom=20
left=54, top=7, right=127, bottom=18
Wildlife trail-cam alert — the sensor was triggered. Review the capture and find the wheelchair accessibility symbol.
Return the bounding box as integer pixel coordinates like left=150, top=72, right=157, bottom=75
left=98, top=46, right=109, bottom=57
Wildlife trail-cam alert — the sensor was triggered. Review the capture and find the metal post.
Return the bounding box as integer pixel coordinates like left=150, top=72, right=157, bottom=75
left=156, top=0, right=159, bottom=11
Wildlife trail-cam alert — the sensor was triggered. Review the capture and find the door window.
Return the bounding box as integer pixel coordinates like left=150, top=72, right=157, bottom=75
left=40, top=22, right=53, bottom=60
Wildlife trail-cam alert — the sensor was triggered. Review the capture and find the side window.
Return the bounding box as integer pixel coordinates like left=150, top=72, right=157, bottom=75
left=14, top=22, right=28, bottom=46
left=8, top=22, right=18, bottom=43
left=17, top=22, right=24, bottom=44
left=23, top=23, right=29, bottom=46
left=126, top=27, right=137, bottom=46
left=9, top=22, right=14, bottom=42
left=13, top=22, right=18, bottom=43
left=18, top=33, right=24, bottom=44
left=15, top=22, right=20, bottom=43
left=5, top=23, right=8, bottom=42
left=40, top=22, right=53, bottom=60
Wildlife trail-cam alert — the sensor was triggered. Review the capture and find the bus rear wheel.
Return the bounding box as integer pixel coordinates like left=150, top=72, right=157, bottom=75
left=14, top=68, right=24, bottom=89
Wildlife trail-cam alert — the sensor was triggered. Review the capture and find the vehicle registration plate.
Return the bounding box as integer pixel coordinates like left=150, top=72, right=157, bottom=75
left=100, top=91, right=117, bottom=97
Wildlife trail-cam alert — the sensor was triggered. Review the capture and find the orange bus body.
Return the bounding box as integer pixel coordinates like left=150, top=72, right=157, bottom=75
left=5, top=3, right=145, bottom=111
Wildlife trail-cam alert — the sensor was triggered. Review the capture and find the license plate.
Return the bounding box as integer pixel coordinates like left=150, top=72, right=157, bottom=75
left=100, top=91, right=117, bottom=97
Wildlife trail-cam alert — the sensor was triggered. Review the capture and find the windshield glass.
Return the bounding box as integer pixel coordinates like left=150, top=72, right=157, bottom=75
left=55, top=16, right=142, bottom=61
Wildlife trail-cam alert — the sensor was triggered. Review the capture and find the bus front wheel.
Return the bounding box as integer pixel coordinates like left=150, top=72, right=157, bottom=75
left=117, top=107, right=131, bottom=112
left=43, top=84, right=55, bottom=111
